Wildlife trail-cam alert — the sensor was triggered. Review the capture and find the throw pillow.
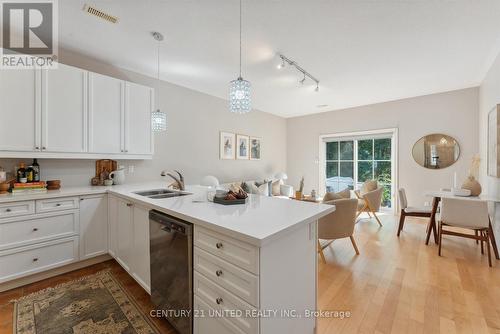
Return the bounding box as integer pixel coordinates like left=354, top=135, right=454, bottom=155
left=241, top=182, right=250, bottom=193
left=271, top=179, right=283, bottom=196
left=322, top=192, right=343, bottom=202
left=361, top=180, right=378, bottom=194
left=255, top=180, right=272, bottom=197
left=337, top=188, right=351, bottom=198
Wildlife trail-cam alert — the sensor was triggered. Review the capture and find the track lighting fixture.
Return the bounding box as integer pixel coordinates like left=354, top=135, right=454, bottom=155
left=277, top=53, right=319, bottom=91
left=299, top=73, right=306, bottom=85
left=277, top=58, right=286, bottom=69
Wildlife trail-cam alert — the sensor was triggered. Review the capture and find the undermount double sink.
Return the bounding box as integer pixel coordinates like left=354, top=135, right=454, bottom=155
left=133, top=189, right=191, bottom=199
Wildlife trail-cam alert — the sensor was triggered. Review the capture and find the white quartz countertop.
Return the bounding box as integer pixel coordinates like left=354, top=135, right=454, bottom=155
left=0, top=182, right=335, bottom=246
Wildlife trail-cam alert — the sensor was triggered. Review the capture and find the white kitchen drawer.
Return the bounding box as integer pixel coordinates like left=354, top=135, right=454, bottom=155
left=0, top=237, right=79, bottom=283
left=194, top=246, right=259, bottom=307
left=194, top=272, right=258, bottom=334
left=36, top=197, right=79, bottom=213
left=194, top=227, right=259, bottom=275
left=0, top=201, right=35, bottom=219
left=194, top=295, right=247, bottom=334
left=0, top=211, right=79, bottom=250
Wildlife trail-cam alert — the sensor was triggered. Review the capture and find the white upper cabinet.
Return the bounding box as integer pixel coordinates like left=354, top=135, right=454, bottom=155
left=88, top=72, right=124, bottom=154
left=125, top=82, right=154, bottom=155
left=0, top=63, right=153, bottom=159
left=0, top=69, right=41, bottom=152
left=42, top=64, right=87, bottom=153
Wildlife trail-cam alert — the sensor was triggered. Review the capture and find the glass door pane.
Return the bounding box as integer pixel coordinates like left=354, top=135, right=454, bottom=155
left=339, top=161, right=354, bottom=190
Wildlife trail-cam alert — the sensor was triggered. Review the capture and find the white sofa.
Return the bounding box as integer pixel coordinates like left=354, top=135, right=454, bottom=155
left=219, top=180, right=294, bottom=198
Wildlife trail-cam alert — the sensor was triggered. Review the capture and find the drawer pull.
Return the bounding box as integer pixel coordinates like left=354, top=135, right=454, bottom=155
left=216, top=242, right=223, bottom=249
left=33, top=228, right=38, bottom=232
left=216, top=270, right=223, bottom=277
left=216, top=297, right=223, bottom=305
left=5, top=208, right=11, bottom=212
left=126, top=203, right=133, bottom=207
left=55, top=203, right=61, bottom=207
left=32, top=258, right=38, bottom=262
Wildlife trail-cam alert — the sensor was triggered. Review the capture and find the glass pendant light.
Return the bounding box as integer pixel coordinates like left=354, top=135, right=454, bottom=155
left=229, top=0, right=251, bottom=113
left=152, top=31, right=167, bottom=132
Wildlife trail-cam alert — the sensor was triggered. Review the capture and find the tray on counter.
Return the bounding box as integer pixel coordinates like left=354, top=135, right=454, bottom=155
left=213, top=196, right=247, bottom=205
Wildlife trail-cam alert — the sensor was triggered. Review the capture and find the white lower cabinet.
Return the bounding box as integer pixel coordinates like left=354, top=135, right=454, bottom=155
left=131, top=204, right=151, bottom=293
left=0, top=237, right=79, bottom=284
left=108, top=195, right=151, bottom=293
left=79, top=195, right=108, bottom=260
left=194, top=295, right=246, bottom=334
left=116, top=197, right=134, bottom=271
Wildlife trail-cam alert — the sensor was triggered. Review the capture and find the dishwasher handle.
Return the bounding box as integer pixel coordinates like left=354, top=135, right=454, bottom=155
left=149, top=210, right=192, bottom=236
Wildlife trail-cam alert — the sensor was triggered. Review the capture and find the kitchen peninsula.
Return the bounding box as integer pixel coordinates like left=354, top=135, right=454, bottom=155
left=0, top=182, right=335, bottom=334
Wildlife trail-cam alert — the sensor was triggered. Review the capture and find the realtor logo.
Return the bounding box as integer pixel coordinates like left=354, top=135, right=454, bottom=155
left=0, top=0, right=58, bottom=69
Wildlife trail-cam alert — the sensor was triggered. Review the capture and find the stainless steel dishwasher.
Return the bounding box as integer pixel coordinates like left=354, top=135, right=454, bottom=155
left=149, top=210, right=193, bottom=334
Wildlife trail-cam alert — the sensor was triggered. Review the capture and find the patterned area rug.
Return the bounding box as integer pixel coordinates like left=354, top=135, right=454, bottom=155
left=12, top=270, right=161, bottom=334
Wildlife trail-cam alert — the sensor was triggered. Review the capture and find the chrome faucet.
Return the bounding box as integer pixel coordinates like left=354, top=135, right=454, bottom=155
left=161, top=170, right=185, bottom=191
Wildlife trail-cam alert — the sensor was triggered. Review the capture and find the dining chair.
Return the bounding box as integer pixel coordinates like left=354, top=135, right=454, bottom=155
left=355, top=182, right=383, bottom=227
left=439, top=197, right=493, bottom=267
left=397, top=188, right=431, bottom=237
left=318, top=198, right=359, bottom=263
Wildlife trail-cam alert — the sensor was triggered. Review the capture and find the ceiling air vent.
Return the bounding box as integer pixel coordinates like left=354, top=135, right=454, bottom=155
left=83, top=4, right=118, bottom=24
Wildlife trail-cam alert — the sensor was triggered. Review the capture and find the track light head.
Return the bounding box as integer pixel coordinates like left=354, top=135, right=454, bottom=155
left=277, top=58, right=286, bottom=70
left=299, top=74, right=306, bottom=85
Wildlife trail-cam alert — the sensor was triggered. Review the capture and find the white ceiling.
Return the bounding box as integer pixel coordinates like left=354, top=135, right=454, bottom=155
left=59, top=0, right=500, bottom=118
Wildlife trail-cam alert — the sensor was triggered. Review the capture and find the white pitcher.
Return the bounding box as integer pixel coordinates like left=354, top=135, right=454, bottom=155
left=109, top=168, right=125, bottom=185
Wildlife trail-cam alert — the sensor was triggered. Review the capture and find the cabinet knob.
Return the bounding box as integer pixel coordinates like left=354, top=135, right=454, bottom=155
left=216, top=242, right=223, bottom=249
left=55, top=203, right=61, bottom=207
left=32, top=258, right=38, bottom=262
left=42, top=147, right=46, bottom=150
left=216, top=297, right=223, bottom=305
left=33, top=228, right=38, bottom=232
left=5, top=208, right=11, bottom=212
left=126, top=203, right=133, bottom=207
left=216, top=270, right=223, bottom=277
left=125, top=150, right=128, bottom=153
left=35, top=146, right=40, bottom=150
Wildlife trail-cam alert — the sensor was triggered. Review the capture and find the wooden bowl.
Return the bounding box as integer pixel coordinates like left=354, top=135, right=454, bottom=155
left=0, top=183, right=10, bottom=194
left=47, top=180, right=61, bottom=186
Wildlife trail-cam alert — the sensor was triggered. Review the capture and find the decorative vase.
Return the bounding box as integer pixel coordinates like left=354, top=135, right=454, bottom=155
left=461, top=176, right=482, bottom=196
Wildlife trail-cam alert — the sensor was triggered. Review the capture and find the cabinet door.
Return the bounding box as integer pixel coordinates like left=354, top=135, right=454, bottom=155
left=88, top=73, right=124, bottom=154
left=116, top=198, right=133, bottom=271
left=79, top=195, right=108, bottom=260
left=107, top=195, right=118, bottom=258
left=124, top=82, right=153, bottom=155
left=132, top=204, right=151, bottom=293
left=0, top=68, right=41, bottom=151
left=41, top=64, right=87, bottom=152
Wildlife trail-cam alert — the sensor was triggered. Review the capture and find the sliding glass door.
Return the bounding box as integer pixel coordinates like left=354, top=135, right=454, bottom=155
left=322, top=133, right=395, bottom=209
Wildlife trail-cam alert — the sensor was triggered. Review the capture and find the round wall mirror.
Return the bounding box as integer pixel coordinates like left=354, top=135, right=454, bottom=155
left=412, top=134, right=460, bottom=169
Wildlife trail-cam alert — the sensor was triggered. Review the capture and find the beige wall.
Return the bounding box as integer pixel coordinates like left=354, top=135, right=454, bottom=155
left=287, top=88, right=479, bottom=207
left=479, top=52, right=500, bottom=198
left=0, top=49, right=287, bottom=186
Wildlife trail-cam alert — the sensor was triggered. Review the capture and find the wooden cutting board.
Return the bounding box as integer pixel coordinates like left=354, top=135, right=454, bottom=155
left=95, top=159, right=117, bottom=177
left=92, top=159, right=117, bottom=186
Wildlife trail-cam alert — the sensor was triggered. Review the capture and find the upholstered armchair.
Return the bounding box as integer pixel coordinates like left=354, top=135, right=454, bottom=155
left=355, top=182, right=383, bottom=226
left=318, top=198, right=360, bottom=262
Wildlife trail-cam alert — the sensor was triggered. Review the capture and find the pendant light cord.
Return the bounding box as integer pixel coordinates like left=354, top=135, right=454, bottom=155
left=157, top=38, right=161, bottom=109
left=239, top=0, right=242, bottom=78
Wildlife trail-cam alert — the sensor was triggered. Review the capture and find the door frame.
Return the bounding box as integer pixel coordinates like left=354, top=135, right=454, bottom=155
left=318, top=127, right=399, bottom=214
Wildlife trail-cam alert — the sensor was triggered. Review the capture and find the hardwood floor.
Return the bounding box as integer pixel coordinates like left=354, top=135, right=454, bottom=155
left=318, top=213, right=500, bottom=334
left=0, top=260, right=177, bottom=334
left=1, top=213, right=499, bottom=334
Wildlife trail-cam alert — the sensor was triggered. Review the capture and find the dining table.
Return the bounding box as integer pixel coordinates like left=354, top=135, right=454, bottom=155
left=424, top=190, right=500, bottom=260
